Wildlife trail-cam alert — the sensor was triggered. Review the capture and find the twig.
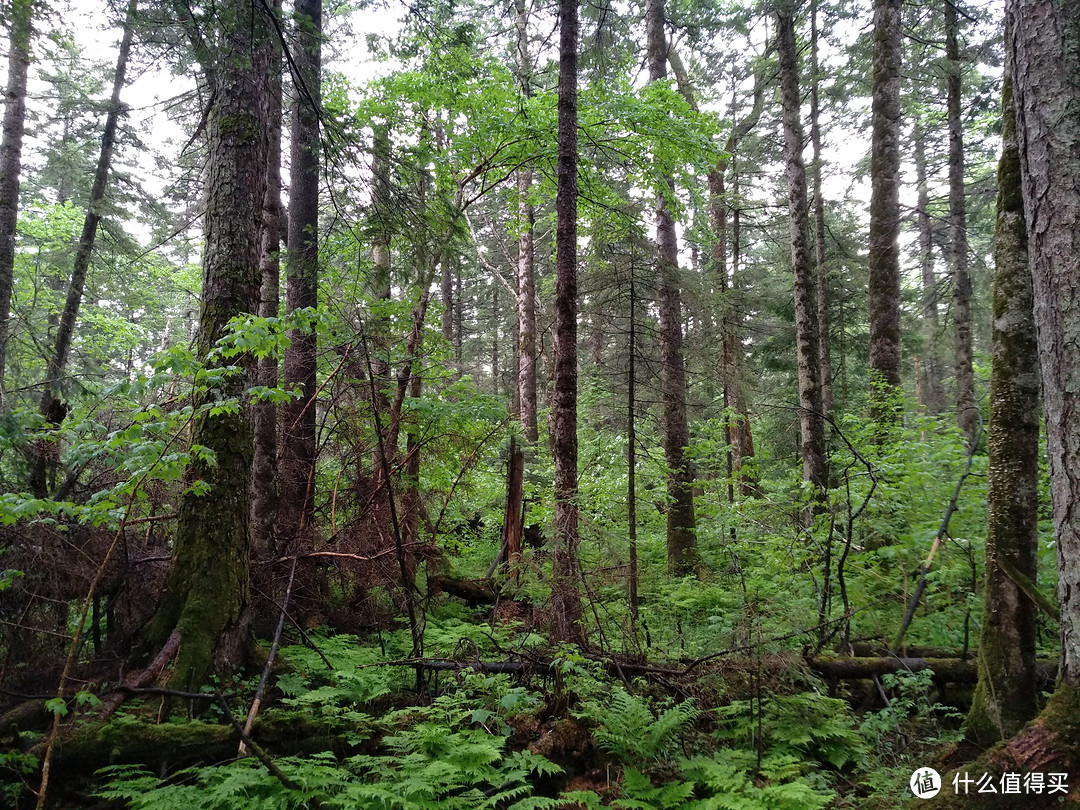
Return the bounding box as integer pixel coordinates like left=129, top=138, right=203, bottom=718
left=240, top=553, right=298, bottom=755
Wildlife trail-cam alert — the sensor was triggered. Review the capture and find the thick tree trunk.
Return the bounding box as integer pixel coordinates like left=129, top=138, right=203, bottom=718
left=30, top=0, right=136, bottom=498
left=868, top=0, right=903, bottom=420
left=277, top=0, right=322, bottom=551
left=778, top=5, right=827, bottom=510
left=0, top=0, right=32, bottom=399
left=143, top=0, right=271, bottom=692
left=252, top=0, right=284, bottom=553
left=914, top=122, right=945, bottom=412
left=646, top=0, right=699, bottom=577
left=551, top=0, right=584, bottom=644
left=1009, top=0, right=1080, bottom=690
left=947, top=0, right=976, bottom=446
left=964, top=75, right=1039, bottom=748
left=915, top=3, right=1080, bottom=799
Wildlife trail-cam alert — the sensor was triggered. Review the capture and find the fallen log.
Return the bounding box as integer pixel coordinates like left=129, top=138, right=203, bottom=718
left=428, top=575, right=498, bottom=606
left=808, top=655, right=1057, bottom=685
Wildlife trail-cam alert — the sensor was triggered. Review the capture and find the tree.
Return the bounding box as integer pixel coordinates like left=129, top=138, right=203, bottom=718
left=503, top=0, right=537, bottom=568
left=551, top=0, right=584, bottom=643
left=914, top=119, right=945, bottom=412
left=646, top=0, right=699, bottom=576
left=809, top=0, right=832, bottom=419
left=277, top=0, right=322, bottom=551
left=252, top=0, right=284, bottom=553
left=777, top=3, right=827, bottom=508
left=29, top=0, right=137, bottom=498
left=0, top=0, right=32, bottom=399
left=947, top=0, right=976, bottom=446
left=867, top=0, right=902, bottom=418
left=964, top=73, right=1038, bottom=748
left=142, top=0, right=271, bottom=691
left=1009, top=0, right=1080, bottom=707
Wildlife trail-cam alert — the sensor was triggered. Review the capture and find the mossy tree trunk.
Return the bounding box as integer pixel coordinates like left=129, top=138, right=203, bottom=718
left=924, top=3, right=1080, bottom=799
left=144, top=0, right=271, bottom=692
left=964, top=75, right=1039, bottom=748
left=551, top=0, right=584, bottom=644
left=868, top=0, right=903, bottom=423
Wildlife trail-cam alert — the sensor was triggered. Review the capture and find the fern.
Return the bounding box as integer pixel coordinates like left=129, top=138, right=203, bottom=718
left=577, top=686, right=699, bottom=770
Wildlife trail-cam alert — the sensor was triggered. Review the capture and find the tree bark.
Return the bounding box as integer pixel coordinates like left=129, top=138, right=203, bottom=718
left=551, top=0, right=584, bottom=644
left=515, top=0, right=538, bottom=445
left=667, top=47, right=762, bottom=497
left=252, top=0, right=284, bottom=553
left=964, top=74, right=1039, bottom=748
left=947, top=0, right=976, bottom=446
left=277, top=0, right=322, bottom=552
left=0, top=0, right=32, bottom=400
left=29, top=0, right=136, bottom=497
left=914, top=120, right=945, bottom=412
left=646, top=0, right=699, bottom=577
left=143, top=0, right=271, bottom=691
left=810, top=0, right=832, bottom=420
left=868, top=0, right=903, bottom=421
left=1009, top=0, right=1080, bottom=691
left=778, top=4, right=827, bottom=510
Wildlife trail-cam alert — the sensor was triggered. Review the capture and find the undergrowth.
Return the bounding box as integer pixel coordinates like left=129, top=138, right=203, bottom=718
left=91, top=627, right=961, bottom=809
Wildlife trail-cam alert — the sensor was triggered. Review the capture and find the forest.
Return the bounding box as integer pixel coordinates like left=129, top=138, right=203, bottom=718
left=0, top=0, right=1078, bottom=806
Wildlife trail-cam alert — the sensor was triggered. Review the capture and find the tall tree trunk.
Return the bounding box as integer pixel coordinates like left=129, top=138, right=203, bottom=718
left=1010, top=0, right=1080, bottom=692
left=29, top=0, right=136, bottom=498
left=868, top=0, right=903, bottom=421
left=810, top=0, right=832, bottom=419
left=627, top=271, right=638, bottom=631
left=914, top=121, right=945, bottom=412
left=0, top=0, right=32, bottom=400
left=369, top=124, right=393, bottom=489
left=913, top=3, right=1080, bottom=793
left=947, top=0, right=976, bottom=446
left=667, top=47, right=762, bottom=497
left=729, top=165, right=759, bottom=491
left=252, top=0, right=284, bottom=553
left=515, top=0, right=538, bottom=445
left=491, top=283, right=499, bottom=397
left=144, top=0, right=271, bottom=691
left=646, top=0, right=699, bottom=576
left=277, top=0, right=321, bottom=551
left=778, top=4, right=827, bottom=508
left=551, top=0, right=584, bottom=644
left=964, top=74, right=1039, bottom=748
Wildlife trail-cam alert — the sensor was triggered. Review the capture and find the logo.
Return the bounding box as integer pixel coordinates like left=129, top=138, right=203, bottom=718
left=911, top=768, right=942, bottom=798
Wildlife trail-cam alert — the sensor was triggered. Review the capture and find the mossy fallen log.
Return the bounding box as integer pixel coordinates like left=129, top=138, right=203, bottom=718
left=26, top=709, right=353, bottom=773
left=808, top=655, right=1057, bottom=685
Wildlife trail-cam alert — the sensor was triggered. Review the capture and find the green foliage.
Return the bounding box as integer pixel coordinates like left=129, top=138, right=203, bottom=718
left=577, top=687, right=699, bottom=770
left=98, top=669, right=561, bottom=810
left=0, top=750, right=37, bottom=807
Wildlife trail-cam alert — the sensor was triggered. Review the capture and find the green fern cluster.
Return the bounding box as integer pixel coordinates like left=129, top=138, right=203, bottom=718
left=97, top=691, right=562, bottom=809
left=577, top=686, right=699, bottom=770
